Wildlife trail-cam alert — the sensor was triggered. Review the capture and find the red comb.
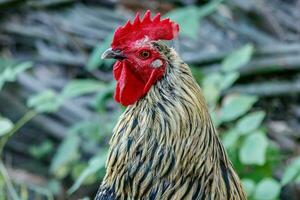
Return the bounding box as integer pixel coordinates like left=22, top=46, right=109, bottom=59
left=111, top=10, right=179, bottom=49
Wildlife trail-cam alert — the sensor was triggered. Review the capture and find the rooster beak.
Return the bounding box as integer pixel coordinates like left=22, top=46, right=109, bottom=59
left=101, top=48, right=126, bottom=60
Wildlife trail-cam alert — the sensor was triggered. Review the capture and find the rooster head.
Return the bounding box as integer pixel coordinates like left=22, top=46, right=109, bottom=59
left=101, top=10, right=179, bottom=106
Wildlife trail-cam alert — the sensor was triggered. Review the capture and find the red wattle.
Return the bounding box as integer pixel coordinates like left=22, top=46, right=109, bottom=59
left=113, top=61, right=122, bottom=80
left=113, top=61, right=145, bottom=106
left=113, top=60, right=166, bottom=106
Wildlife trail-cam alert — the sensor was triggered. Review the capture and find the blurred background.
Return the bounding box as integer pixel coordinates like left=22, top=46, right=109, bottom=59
left=0, top=0, right=300, bottom=199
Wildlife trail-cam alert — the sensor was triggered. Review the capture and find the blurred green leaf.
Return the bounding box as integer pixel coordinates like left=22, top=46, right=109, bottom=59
left=197, top=0, right=224, bottom=18
left=281, top=156, right=300, bottom=186
left=203, top=84, right=220, bottom=107
left=92, top=82, right=115, bottom=111
left=61, top=79, right=105, bottom=98
left=27, top=0, right=75, bottom=8
left=202, top=73, right=222, bottom=105
left=190, top=66, right=204, bottom=84
left=296, top=174, right=300, bottom=182
left=209, top=110, right=221, bottom=127
left=86, top=33, right=114, bottom=70
left=265, top=142, right=281, bottom=165
left=50, top=134, right=80, bottom=178
left=222, top=128, right=239, bottom=150
left=254, top=178, right=280, bottom=200
left=236, top=111, right=265, bottom=135
left=29, top=80, right=105, bottom=114
left=28, top=90, right=61, bottom=113
left=0, top=117, right=13, bottom=137
left=221, top=44, right=254, bottom=72
left=166, top=6, right=199, bottom=39
left=68, top=151, right=107, bottom=194
left=202, top=73, right=222, bottom=86
left=46, top=179, right=62, bottom=196
left=69, top=120, right=102, bottom=142
left=29, top=140, right=53, bottom=159
left=8, top=62, right=32, bottom=77
left=71, top=162, right=97, bottom=184
left=220, top=94, right=257, bottom=122
left=0, top=177, right=5, bottom=200
left=239, top=131, right=268, bottom=165
left=242, top=178, right=256, bottom=197
left=26, top=184, right=54, bottom=200
left=0, top=60, right=32, bottom=90
left=166, top=0, right=222, bottom=39
left=220, top=72, right=239, bottom=90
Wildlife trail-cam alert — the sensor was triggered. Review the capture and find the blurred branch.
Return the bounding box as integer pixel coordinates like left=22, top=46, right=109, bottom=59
left=0, top=111, right=37, bottom=156
left=0, top=160, right=21, bottom=200
left=202, top=54, right=300, bottom=76
left=27, top=0, right=75, bottom=8
left=0, top=90, right=68, bottom=140
left=225, top=79, right=300, bottom=97
left=183, top=43, right=300, bottom=64
left=210, top=14, right=276, bottom=44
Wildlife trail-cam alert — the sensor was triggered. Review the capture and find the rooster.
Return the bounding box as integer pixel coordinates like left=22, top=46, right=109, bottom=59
left=95, top=10, right=246, bottom=200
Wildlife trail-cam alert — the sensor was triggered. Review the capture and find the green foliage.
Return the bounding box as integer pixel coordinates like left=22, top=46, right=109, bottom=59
left=27, top=80, right=116, bottom=193
left=0, top=59, right=36, bottom=159
left=61, top=80, right=105, bottom=98
left=281, top=156, right=300, bottom=185
left=219, top=72, right=239, bottom=91
left=68, top=151, right=107, bottom=194
left=28, top=90, right=61, bottom=113
left=0, top=117, right=13, bottom=137
left=166, top=6, right=199, bottom=39
left=220, top=94, right=258, bottom=122
left=239, top=131, right=268, bottom=165
left=222, top=128, right=239, bottom=149
left=199, top=43, right=286, bottom=200
left=86, top=33, right=114, bottom=70
left=201, top=44, right=254, bottom=109
left=29, top=140, right=54, bottom=159
left=92, top=82, right=115, bottom=111
left=28, top=79, right=107, bottom=113
left=0, top=59, right=32, bottom=90
left=166, top=0, right=223, bottom=39
left=202, top=73, right=222, bottom=106
left=242, top=179, right=255, bottom=197
left=254, top=178, right=281, bottom=200
left=0, top=60, right=112, bottom=198
left=245, top=176, right=282, bottom=200
left=221, top=44, right=254, bottom=72
left=236, top=111, right=266, bottom=135
left=50, top=134, right=80, bottom=178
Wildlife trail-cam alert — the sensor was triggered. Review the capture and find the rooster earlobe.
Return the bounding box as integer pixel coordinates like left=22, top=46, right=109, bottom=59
left=151, top=59, right=163, bottom=68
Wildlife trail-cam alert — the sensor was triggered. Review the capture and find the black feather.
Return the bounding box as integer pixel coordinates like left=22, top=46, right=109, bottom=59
left=94, top=186, right=116, bottom=200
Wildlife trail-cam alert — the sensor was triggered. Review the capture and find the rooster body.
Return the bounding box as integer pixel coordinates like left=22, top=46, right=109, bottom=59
left=95, top=11, right=246, bottom=200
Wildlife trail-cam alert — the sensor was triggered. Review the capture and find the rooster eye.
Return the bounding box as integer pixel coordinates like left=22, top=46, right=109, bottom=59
left=139, top=50, right=151, bottom=59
